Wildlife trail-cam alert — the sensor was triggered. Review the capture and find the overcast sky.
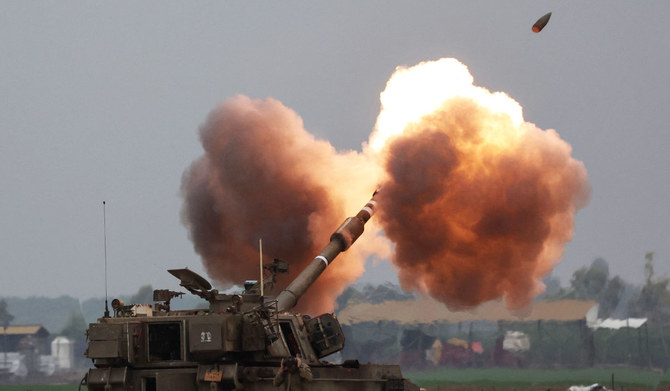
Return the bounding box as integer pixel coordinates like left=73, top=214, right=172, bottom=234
left=2, top=2, right=669, bottom=300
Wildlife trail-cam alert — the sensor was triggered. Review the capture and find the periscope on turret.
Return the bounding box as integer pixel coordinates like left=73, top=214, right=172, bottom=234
left=81, top=190, right=420, bottom=391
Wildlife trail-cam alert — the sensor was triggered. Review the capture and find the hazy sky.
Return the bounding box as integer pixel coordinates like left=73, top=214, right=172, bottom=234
left=2, top=2, right=669, bottom=300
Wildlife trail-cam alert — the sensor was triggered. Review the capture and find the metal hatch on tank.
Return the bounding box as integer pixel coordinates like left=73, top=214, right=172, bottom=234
left=169, top=268, right=212, bottom=292
left=81, top=190, right=420, bottom=391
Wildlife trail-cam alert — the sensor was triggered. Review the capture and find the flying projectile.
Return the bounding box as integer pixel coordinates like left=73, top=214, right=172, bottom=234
left=532, top=12, right=552, bottom=33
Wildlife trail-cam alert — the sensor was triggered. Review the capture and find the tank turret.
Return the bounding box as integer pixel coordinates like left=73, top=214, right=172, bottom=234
left=81, top=191, right=420, bottom=391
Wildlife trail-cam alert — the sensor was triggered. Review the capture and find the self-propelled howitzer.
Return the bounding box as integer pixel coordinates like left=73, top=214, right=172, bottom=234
left=82, top=192, right=420, bottom=391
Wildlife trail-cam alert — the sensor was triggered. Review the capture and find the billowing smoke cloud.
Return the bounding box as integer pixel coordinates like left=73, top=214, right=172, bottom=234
left=182, top=58, right=590, bottom=314
left=371, top=59, right=590, bottom=310
left=180, top=95, right=382, bottom=314
left=376, top=99, right=589, bottom=310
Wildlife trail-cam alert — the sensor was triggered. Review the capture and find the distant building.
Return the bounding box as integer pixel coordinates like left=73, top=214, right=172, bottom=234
left=50, top=336, right=74, bottom=370
left=1, top=325, right=51, bottom=376
left=0, top=325, right=50, bottom=354
left=338, top=298, right=598, bottom=325
left=337, top=298, right=599, bottom=368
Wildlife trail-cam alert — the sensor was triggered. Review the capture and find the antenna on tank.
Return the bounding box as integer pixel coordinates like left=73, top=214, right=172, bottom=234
left=103, top=201, right=110, bottom=318
left=259, top=238, right=264, bottom=297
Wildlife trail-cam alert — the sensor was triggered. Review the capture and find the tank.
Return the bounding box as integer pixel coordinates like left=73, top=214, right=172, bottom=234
left=81, top=191, right=421, bottom=391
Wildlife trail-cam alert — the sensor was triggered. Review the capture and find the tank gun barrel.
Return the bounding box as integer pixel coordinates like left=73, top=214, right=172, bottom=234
left=275, top=191, right=378, bottom=312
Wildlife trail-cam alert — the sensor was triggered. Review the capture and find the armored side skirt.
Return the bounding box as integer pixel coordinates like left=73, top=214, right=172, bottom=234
left=85, top=363, right=419, bottom=391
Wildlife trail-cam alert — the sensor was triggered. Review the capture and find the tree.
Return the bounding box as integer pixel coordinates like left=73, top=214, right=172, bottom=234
left=361, top=282, right=415, bottom=304
left=569, top=258, right=609, bottom=300
left=598, top=276, right=625, bottom=318
left=629, top=252, right=670, bottom=325
left=59, top=310, right=88, bottom=368
left=567, top=258, right=626, bottom=318
left=59, top=311, right=86, bottom=341
left=0, top=299, right=13, bottom=329
left=543, top=274, right=563, bottom=297
left=0, top=299, right=14, bottom=365
left=644, top=251, right=655, bottom=284
left=336, top=286, right=365, bottom=310
left=537, top=274, right=565, bottom=300
left=335, top=283, right=415, bottom=311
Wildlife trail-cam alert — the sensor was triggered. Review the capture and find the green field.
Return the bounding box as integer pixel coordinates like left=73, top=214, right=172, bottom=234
left=1, top=369, right=668, bottom=391
left=405, top=368, right=668, bottom=389
left=0, top=386, right=76, bottom=391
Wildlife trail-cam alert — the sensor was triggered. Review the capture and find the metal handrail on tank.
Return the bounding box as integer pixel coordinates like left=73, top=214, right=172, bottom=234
left=244, top=299, right=281, bottom=344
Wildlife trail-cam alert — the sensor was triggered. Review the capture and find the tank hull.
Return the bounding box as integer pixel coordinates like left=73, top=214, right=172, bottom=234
left=86, top=363, right=419, bottom=391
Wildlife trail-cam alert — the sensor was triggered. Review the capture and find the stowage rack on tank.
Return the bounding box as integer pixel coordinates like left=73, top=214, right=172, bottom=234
left=82, top=191, right=420, bottom=391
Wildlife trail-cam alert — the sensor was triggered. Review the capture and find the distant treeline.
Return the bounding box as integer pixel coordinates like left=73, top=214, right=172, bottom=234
left=2, top=252, right=669, bottom=338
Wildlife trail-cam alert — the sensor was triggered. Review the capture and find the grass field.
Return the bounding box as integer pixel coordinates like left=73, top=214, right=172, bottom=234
left=0, top=386, right=76, bottom=391
left=0, top=369, right=668, bottom=390
left=405, top=368, right=668, bottom=389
